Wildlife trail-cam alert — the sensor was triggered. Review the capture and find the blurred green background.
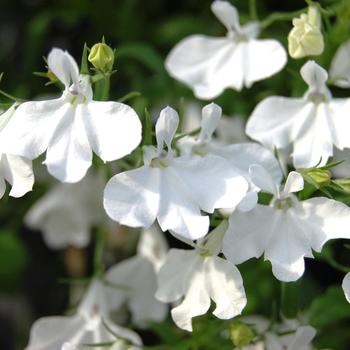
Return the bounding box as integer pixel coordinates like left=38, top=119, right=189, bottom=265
left=1, top=0, right=350, bottom=349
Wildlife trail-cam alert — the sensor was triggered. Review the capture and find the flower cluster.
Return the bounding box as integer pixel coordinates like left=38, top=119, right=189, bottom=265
left=2, top=1, right=350, bottom=350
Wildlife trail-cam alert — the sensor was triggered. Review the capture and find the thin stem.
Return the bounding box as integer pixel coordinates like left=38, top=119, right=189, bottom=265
left=249, top=0, right=258, bottom=20
left=174, top=127, right=200, bottom=141
left=93, top=228, right=106, bottom=278
left=280, top=281, right=301, bottom=319
left=94, top=75, right=110, bottom=101
left=261, top=9, right=306, bottom=30
left=0, top=89, right=26, bottom=102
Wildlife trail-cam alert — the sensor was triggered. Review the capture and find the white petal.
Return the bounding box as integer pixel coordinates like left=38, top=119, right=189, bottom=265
left=282, top=171, right=304, bottom=196
left=137, top=224, right=168, bottom=271
left=45, top=105, right=92, bottom=182
left=156, top=106, right=179, bottom=154
left=330, top=39, right=350, bottom=88
left=246, top=96, right=312, bottom=151
left=105, top=256, right=167, bottom=325
left=198, top=103, right=222, bottom=142
left=300, top=60, right=328, bottom=89
left=0, top=98, right=66, bottom=160
left=244, top=39, right=287, bottom=88
left=342, top=272, right=350, bottom=303
left=82, top=101, right=141, bottom=162
left=0, top=178, right=6, bottom=199
left=165, top=35, right=244, bottom=99
left=223, top=205, right=274, bottom=265
left=211, top=0, right=241, bottom=33
left=265, top=333, right=284, bottom=350
left=158, top=167, right=209, bottom=240
left=249, top=164, right=278, bottom=196
left=298, top=197, right=350, bottom=251
left=292, top=103, right=333, bottom=168
left=1, top=154, right=34, bottom=197
left=287, top=326, right=316, bottom=350
left=173, top=155, right=248, bottom=212
left=103, top=166, right=161, bottom=228
left=237, top=192, right=258, bottom=212
left=170, top=254, right=210, bottom=331
left=156, top=249, right=197, bottom=303
left=0, top=104, right=16, bottom=131
left=47, top=48, right=80, bottom=88
left=204, top=256, right=246, bottom=319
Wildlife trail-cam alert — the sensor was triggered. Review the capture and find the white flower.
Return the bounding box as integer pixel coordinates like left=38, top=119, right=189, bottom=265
left=104, top=224, right=168, bottom=326
left=165, top=0, right=287, bottom=99
left=0, top=105, right=34, bottom=198
left=330, top=39, right=350, bottom=88
left=179, top=103, right=282, bottom=212
left=342, top=272, right=350, bottom=303
left=246, top=60, right=350, bottom=168
left=0, top=48, right=142, bottom=183
left=26, top=280, right=142, bottom=350
left=25, top=171, right=106, bottom=249
left=223, top=165, right=350, bottom=282
left=156, top=222, right=246, bottom=331
left=288, top=5, right=324, bottom=59
left=103, top=106, right=248, bottom=240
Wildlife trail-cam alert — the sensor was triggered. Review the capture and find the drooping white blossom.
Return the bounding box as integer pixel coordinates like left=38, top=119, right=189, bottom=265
left=288, top=5, right=324, bottom=59
left=179, top=103, right=282, bottom=212
left=104, top=106, right=248, bottom=240
left=223, top=165, right=350, bottom=282
left=342, top=272, right=350, bottom=303
left=25, top=171, right=106, bottom=249
left=330, top=39, right=350, bottom=88
left=104, top=224, right=168, bottom=326
left=26, top=280, right=142, bottom=350
left=246, top=60, right=350, bottom=168
left=0, top=48, right=142, bottom=183
left=156, top=222, right=246, bottom=332
left=165, top=0, right=287, bottom=99
left=0, top=105, right=34, bottom=198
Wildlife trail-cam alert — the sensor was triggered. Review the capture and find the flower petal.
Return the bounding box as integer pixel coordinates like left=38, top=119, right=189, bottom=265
left=300, top=60, right=328, bottom=89
left=211, top=0, right=241, bottom=33
left=47, top=48, right=80, bottom=88
left=156, top=106, right=179, bottom=154
left=342, top=272, right=350, bottom=303
left=330, top=39, right=350, bottom=88
left=82, top=101, right=142, bottom=162
left=249, top=164, right=278, bottom=196
left=287, top=326, right=316, bottom=350
left=1, top=154, right=34, bottom=197
left=198, top=103, right=222, bottom=142
left=165, top=35, right=244, bottom=99
left=246, top=96, right=312, bottom=151
left=45, top=105, right=92, bottom=182
left=0, top=99, right=66, bottom=160
left=204, top=256, right=246, bottom=319
left=244, top=39, right=287, bottom=88
left=103, top=166, right=161, bottom=228
left=282, top=171, right=304, bottom=196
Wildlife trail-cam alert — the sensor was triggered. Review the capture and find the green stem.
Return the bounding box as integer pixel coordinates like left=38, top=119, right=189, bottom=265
left=261, top=9, right=306, bottom=30
left=93, top=228, right=106, bottom=278
left=280, top=281, right=301, bottom=319
left=94, top=75, right=110, bottom=101
left=249, top=0, right=258, bottom=20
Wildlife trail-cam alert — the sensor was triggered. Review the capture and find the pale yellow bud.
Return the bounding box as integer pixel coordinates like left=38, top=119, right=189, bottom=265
left=88, top=43, right=114, bottom=72
left=288, top=5, right=324, bottom=59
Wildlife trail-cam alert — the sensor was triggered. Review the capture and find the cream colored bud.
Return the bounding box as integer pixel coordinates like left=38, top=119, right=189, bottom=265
left=88, top=43, right=114, bottom=72
left=288, top=5, right=324, bottom=59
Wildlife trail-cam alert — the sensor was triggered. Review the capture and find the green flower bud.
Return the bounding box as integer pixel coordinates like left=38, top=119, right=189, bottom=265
left=229, top=322, right=255, bottom=347
left=302, top=168, right=331, bottom=187
left=88, top=43, right=114, bottom=72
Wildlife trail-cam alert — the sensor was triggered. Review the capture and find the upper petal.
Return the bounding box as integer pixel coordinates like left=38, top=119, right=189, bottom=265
left=244, top=39, right=287, bottom=88
left=300, top=60, right=328, bottom=89
left=330, top=39, right=350, bottom=88
left=204, top=256, right=246, bottom=319
left=342, top=272, right=350, bottom=303
left=198, top=103, right=222, bottom=143
left=103, top=166, right=161, bottom=228
left=82, top=101, right=142, bottom=162
left=47, top=48, right=80, bottom=88
left=211, top=0, right=241, bottom=33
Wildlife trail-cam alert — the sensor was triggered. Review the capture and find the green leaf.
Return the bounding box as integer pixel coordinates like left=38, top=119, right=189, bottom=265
left=309, top=286, right=350, bottom=328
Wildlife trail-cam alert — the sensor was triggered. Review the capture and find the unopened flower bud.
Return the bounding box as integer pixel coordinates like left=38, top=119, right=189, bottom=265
left=229, top=322, right=255, bottom=347
left=302, top=168, right=331, bottom=187
left=288, top=5, right=324, bottom=59
left=88, top=43, right=114, bottom=72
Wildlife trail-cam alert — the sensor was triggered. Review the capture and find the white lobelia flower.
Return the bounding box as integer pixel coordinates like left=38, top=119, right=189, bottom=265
left=342, top=272, right=350, bottom=303
left=156, top=221, right=246, bottom=332
left=0, top=104, right=34, bottom=199
left=165, top=0, right=287, bottom=99
left=246, top=60, right=350, bottom=169
left=288, top=5, right=324, bottom=59
left=25, top=171, right=106, bottom=249
left=330, top=39, right=350, bottom=88
left=223, top=165, right=350, bottom=282
left=0, top=48, right=142, bottom=183
left=103, top=106, right=248, bottom=240
left=26, top=280, right=142, bottom=350
left=104, top=224, right=168, bottom=326
left=179, top=103, right=282, bottom=212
